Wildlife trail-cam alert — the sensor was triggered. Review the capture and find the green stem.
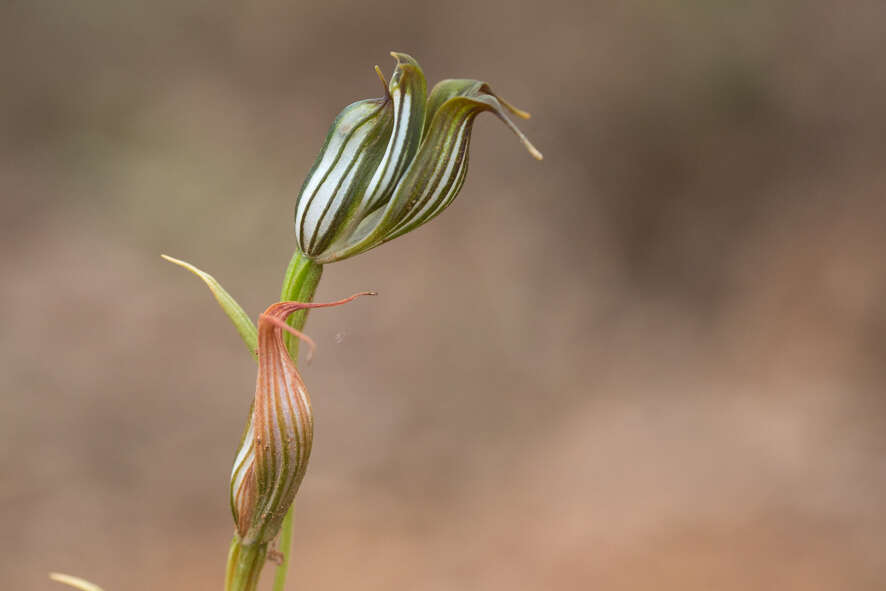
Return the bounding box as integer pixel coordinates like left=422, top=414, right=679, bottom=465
left=225, top=539, right=267, bottom=591
left=272, top=249, right=322, bottom=591
left=224, top=248, right=323, bottom=591
left=271, top=508, right=295, bottom=591
left=280, top=248, right=324, bottom=359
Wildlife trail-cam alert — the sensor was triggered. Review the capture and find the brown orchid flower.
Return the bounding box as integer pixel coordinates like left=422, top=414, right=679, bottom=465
left=230, top=292, right=374, bottom=545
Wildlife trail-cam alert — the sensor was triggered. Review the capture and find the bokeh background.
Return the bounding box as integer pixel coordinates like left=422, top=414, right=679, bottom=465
left=2, top=1, right=885, bottom=589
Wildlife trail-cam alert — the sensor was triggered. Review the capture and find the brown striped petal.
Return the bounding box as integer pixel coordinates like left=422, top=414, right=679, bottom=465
left=230, top=292, right=374, bottom=544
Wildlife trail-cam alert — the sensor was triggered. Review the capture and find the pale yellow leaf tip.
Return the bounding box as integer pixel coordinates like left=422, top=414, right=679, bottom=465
left=161, top=254, right=219, bottom=290
left=49, top=572, right=105, bottom=591
left=161, top=254, right=201, bottom=275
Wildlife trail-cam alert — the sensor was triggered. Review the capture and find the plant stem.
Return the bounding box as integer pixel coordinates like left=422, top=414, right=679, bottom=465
left=225, top=538, right=267, bottom=591
left=272, top=249, right=323, bottom=591
left=224, top=248, right=323, bottom=591
left=271, top=508, right=295, bottom=591
left=280, top=248, right=324, bottom=359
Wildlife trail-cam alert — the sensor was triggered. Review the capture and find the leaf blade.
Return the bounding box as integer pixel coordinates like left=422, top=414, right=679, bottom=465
left=49, top=573, right=105, bottom=591
left=161, top=254, right=258, bottom=357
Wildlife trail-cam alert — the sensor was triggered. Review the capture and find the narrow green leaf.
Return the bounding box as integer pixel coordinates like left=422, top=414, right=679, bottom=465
left=161, top=255, right=258, bottom=358
left=49, top=573, right=105, bottom=591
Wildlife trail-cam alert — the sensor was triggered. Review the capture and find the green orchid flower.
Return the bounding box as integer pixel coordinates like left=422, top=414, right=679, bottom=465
left=294, top=52, right=542, bottom=264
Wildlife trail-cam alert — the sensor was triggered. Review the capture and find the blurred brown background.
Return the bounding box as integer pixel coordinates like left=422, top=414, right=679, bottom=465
left=2, top=1, right=885, bottom=589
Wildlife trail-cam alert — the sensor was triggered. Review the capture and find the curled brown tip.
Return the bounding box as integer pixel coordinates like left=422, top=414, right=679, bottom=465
left=262, top=314, right=318, bottom=362
left=263, top=291, right=376, bottom=363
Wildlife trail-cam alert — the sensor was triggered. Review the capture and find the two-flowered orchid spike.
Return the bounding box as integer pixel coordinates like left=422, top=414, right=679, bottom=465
left=230, top=293, right=374, bottom=545
left=294, top=52, right=543, bottom=264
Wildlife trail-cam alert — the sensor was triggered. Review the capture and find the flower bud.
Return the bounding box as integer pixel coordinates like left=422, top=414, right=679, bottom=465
left=230, top=293, right=372, bottom=544
left=294, top=52, right=542, bottom=264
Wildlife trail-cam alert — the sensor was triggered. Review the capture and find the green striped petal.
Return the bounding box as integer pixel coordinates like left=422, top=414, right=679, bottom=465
left=294, top=97, right=393, bottom=258
left=386, top=81, right=542, bottom=240
left=359, top=53, right=427, bottom=214
left=294, top=53, right=426, bottom=261
left=341, top=80, right=542, bottom=254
